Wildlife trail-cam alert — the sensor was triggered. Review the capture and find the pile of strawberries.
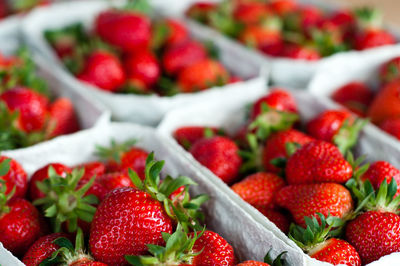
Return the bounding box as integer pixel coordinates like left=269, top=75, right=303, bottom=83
left=0, top=139, right=288, bottom=265
left=173, top=89, right=400, bottom=265
left=45, top=1, right=239, bottom=96
left=186, top=0, right=396, bottom=60
left=0, top=48, right=79, bottom=151
left=0, top=0, right=51, bottom=19
left=331, top=56, right=400, bottom=141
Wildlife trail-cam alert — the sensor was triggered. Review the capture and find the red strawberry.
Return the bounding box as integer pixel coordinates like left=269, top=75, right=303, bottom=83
left=239, top=25, right=283, bottom=56
left=237, top=249, right=288, bottom=266
left=361, top=161, right=400, bottom=196
left=307, top=110, right=365, bottom=153
left=275, top=183, right=353, bottom=227
left=281, top=44, right=321, bottom=60
left=233, top=2, right=271, bottom=25
left=95, top=10, right=151, bottom=53
left=309, top=238, right=361, bottom=266
left=97, top=171, right=134, bottom=192
left=178, top=59, right=229, bottom=92
left=185, top=2, right=217, bottom=23
left=0, top=87, right=48, bottom=133
left=163, top=19, right=189, bottom=47
left=262, top=129, right=313, bottom=173
left=47, top=98, right=80, bottom=138
left=77, top=50, right=125, bottom=92
left=22, top=233, right=69, bottom=266
left=123, top=50, right=160, bottom=88
left=190, top=136, right=242, bottom=184
left=255, top=205, right=290, bottom=233
left=354, top=29, right=396, bottom=50
left=29, top=163, right=71, bottom=201
left=268, top=0, right=297, bottom=15
left=380, top=56, right=400, bottom=85
left=237, top=261, right=269, bottom=266
left=286, top=140, right=353, bottom=184
left=379, top=118, right=400, bottom=140
left=284, top=6, right=323, bottom=33
left=329, top=10, right=355, bottom=30
left=331, top=82, right=374, bottom=116
left=231, top=172, right=286, bottom=208
left=174, top=126, right=222, bottom=150
left=162, top=41, right=208, bottom=75
left=76, top=161, right=107, bottom=181
left=0, top=156, right=27, bottom=199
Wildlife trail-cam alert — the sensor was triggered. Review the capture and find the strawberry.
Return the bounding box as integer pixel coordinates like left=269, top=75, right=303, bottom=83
left=0, top=156, right=27, bottom=199
left=95, top=10, right=151, bottom=53
left=174, top=126, right=223, bottom=150
left=233, top=2, right=271, bottom=25
left=162, top=40, right=208, bottom=76
left=328, top=10, right=355, bottom=30
left=331, top=82, right=374, bottom=116
left=268, top=0, right=297, bottom=15
left=284, top=6, right=323, bottom=34
left=97, top=171, right=134, bottom=192
left=77, top=50, right=125, bottom=92
left=239, top=25, right=283, bottom=56
left=361, top=161, right=400, bottom=196
left=185, top=2, right=217, bottom=23
left=286, top=140, right=353, bottom=184
left=231, top=172, right=286, bottom=208
left=123, top=50, right=160, bottom=88
left=177, top=59, right=229, bottom=92
left=0, top=87, right=48, bottom=133
left=306, top=110, right=366, bottom=153
left=275, top=183, right=353, bottom=227
left=379, top=118, right=400, bottom=140
left=22, top=233, right=69, bottom=266
left=367, top=79, right=400, bottom=124
left=190, top=136, right=242, bottom=184
left=262, top=129, right=313, bottom=174
left=289, top=213, right=361, bottom=266
left=153, top=19, right=189, bottom=48
left=29, top=163, right=71, bottom=201
left=379, top=56, right=400, bottom=85
left=47, top=97, right=80, bottom=138
left=255, top=205, right=290, bottom=233
left=76, top=161, right=107, bottom=181
left=354, top=29, right=395, bottom=50
left=281, top=44, right=321, bottom=60
left=237, top=249, right=288, bottom=266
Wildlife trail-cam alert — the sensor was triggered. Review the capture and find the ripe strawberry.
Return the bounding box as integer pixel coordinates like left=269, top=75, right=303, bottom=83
left=95, top=10, right=151, bottom=53
left=290, top=213, right=361, bottom=266
left=328, top=10, right=355, bottom=30
left=22, top=233, right=69, bottom=266
left=185, top=2, right=217, bottom=23
left=331, top=82, right=374, bottom=116
left=286, top=140, right=353, bottom=184
left=268, top=0, right=297, bottom=15
left=29, top=163, right=71, bottom=201
left=262, top=129, right=313, bottom=173
left=0, top=156, right=27, bottom=199
left=76, top=161, right=107, bottom=181
left=367, top=79, right=400, bottom=124
left=160, top=19, right=189, bottom=47
left=361, top=161, right=400, bottom=196
left=97, top=171, right=134, bottom=192
left=236, top=261, right=269, bottom=266
left=354, top=29, right=395, bottom=50
left=379, top=56, right=400, bottom=85
left=275, top=183, right=353, bottom=227
left=190, top=136, right=242, bottom=184
left=255, top=205, right=290, bottom=233
left=379, top=118, right=400, bottom=140
left=281, top=44, right=321, bottom=60
left=77, top=50, right=125, bottom=92
left=0, top=87, right=48, bottom=133
left=239, top=25, right=283, bottom=56
left=237, top=249, right=288, bottom=266
left=123, top=50, right=160, bottom=88
left=47, top=98, right=80, bottom=138
left=284, top=6, right=323, bottom=33
left=233, top=2, right=271, bottom=25
left=178, top=59, right=229, bottom=92
left=174, top=126, right=222, bottom=150
left=306, top=110, right=366, bottom=153
left=162, top=41, right=208, bottom=76
left=231, top=172, right=286, bottom=208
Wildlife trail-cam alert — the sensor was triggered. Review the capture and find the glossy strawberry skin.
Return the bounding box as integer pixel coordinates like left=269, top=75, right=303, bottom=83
left=361, top=161, right=400, bottom=196
left=95, top=10, right=151, bottom=53
left=331, top=82, right=374, bottom=116
left=275, top=183, right=353, bottom=227
left=285, top=140, right=353, bottom=184
left=281, top=44, right=321, bottom=60
left=0, top=87, right=48, bottom=133
left=233, top=2, right=271, bottom=25
left=250, top=89, right=298, bottom=120
left=354, top=29, right=396, bottom=51
left=237, top=261, right=270, bottom=266
left=268, top=0, right=297, bottom=15
left=97, top=171, right=134, bottom=193
left=77, top=161, right=107, bottom=181
left=231, top=172, right=286, bottom=208
left=162, top=41, right=207, bottom=75
left=239, top=26, right=283, bottom=56
left=174, top=126, right=220, bottom=150
left=190, top=136, right=242, bottom=184
left=255, top=205, right=290, bottom=233
left=123, top=51, right=160, bottom=88
left=262, top=129, right=313, bottom=173
left=22, top=233, right=69, bottom=266
left=107, top=147, right=149, bottom=179
left=78, top=51, right=125, bottom=92
left=89, top=187, right=173, bottom=265
left=163, top=19, right=189, bottom=47
left=29, top=163, right=71, bottom=201
left=346, top=211, right=400, bottom=264
left=0, top=156, right=27, bottom=199
left=309, top=238, right=361, bottom=266
left=380, top=118, right=400, bottom=140
left=190, top=230, right=235, bottom=266
left=0, top=198, right=42, bottom=256
left=380, top=56, right=400, bottom=84
left=47, top=98, right=80, bottom=138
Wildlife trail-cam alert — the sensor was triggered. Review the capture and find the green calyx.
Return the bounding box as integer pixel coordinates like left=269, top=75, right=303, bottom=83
left=123, top=0, right=152, bottom=15
left=9, top=0, right=41, bottom=12
left=289, top=213, right=344, bottom=252
left=128, top=153, right=209, bottom=231
left=39, top=228, right=94, bottom=266
left=334, top=118, right=368, bottom=155
left=249, top=103, right=299, bottom=141
left=125, top=223, right=205, bottom=266
left=157, top=76, right=180, bottom=97
left=238, top=133, right=264, bottom=174
left=208, top=0, right=243, bottom=38
left=151, top=20, right=171, bottom=50
left=0, top=159, right=14, bottom=214
left=311, top=29, right=349, bottom=57
left=33, top=167, right=98, bottom=233
left=354, top=7, right=383, bottom=30
left=264, top=249, right=288, bottom=266
left=95, top=138, right=137, bottom=164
